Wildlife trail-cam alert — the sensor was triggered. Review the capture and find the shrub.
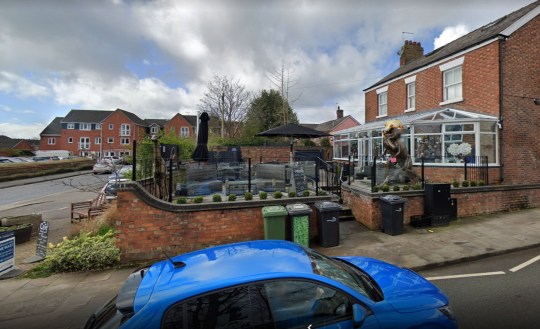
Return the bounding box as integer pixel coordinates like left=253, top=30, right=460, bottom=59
left=317, top=191, right=328, bottom=196
left=372, top=186, right=379, bottom=192
left=228, top=194, right=237, bottom=201
left=479, top=180, right=485, bottom=186
left=452, top=180, right=459, bottom=188
left=193, top=196, right=204, bottom=203
left=302, top=190, right=310, bottom=197
left=382, top=184, right=390, bottom=192
left=70, top=206, right=116, bottom=238
left=470, top=181, right=477, bottom=187
left=259, top=191, right=267, bottom=200
left=273, top=191, right=283, bottom=199
left=176, top=197, right=187, bottom=204
left=462, top=181, right=470, bottom=187
left=393, top=185, right=400, bottom=191
left=412, top=183, right=423, bottom=190
left=288, top=191, right=296, bottom=198
left=403, top=185, right=410, bottom=191
left=212, top=194, right=222, bottom=202
left=46, top=231, right=120, bottom=272
left=244, top=192, right=253, bottom=200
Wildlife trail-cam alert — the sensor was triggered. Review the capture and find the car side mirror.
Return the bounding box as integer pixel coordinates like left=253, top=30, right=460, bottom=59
left=353, top=304, right=367, bottom=326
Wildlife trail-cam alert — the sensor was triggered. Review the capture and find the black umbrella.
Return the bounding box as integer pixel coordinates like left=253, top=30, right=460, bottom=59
left=192, top=112, right=210, bottom=162
left=257, top=123, right=330, bottom=162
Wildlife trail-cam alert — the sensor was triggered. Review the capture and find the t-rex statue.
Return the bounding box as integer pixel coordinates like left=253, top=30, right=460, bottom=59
left=382, top=119, right=420, bottom=184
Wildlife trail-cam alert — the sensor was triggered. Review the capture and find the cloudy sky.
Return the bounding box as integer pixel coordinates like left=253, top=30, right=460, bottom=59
left=0, top=0, right=534, bottom=139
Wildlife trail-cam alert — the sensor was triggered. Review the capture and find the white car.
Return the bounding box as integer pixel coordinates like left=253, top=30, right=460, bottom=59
left=93, top=161, right=113, bottom=174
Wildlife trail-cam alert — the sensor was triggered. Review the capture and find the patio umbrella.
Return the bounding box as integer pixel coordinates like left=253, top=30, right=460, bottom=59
left=257, top=123, right=330, bottom=162
left=192, top=112, right=210, bottom=162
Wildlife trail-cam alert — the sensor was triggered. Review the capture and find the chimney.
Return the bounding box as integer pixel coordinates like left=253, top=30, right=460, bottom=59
left=336, top=106, right=344, bottom=119
left=399, top=40, right=424, bottom=66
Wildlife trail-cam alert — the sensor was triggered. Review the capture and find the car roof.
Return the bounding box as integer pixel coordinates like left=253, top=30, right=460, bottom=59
left=135, top=241, right=314, bottom=310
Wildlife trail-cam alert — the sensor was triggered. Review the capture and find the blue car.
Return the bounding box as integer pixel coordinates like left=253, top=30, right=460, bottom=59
left=85, top=241, right=457, bottom=329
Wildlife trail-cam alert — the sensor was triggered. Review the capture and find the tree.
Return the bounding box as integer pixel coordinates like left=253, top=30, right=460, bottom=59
left=266, top=62, right=302, bottom=125
left=244, top=89, right=298, bottom=137
left=197, top=75, right=251, bottom=139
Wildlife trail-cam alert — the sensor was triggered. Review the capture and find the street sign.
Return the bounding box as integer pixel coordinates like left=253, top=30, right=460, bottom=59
left=0, top=231, right=15, bottom=276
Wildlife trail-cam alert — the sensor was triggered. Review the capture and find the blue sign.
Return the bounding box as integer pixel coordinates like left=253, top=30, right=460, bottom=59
left=0, top=231, right=15, bottom=275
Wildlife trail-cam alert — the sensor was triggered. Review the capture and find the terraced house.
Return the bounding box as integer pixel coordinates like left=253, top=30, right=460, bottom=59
left=39, top=109, right=196, bottom=158
left=334, top=0, right=540, bottom=185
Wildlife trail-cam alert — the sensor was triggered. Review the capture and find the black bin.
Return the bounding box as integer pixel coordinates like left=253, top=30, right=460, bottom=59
left=380, top=195, right=406, bottom=236
left=314, top=201, right=341, bottom=247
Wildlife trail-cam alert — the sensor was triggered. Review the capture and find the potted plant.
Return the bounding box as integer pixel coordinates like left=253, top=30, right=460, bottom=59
left=228, top=194, right=237, bottom=201
left=212, top=194, right=222, bottom=202
left=259, top=191, right=267, bottom=200
left=244, top=192, right=253, bottom=200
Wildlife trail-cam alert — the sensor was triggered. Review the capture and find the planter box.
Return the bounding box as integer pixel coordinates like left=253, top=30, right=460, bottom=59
left=0, top=224, right=33, bottom=244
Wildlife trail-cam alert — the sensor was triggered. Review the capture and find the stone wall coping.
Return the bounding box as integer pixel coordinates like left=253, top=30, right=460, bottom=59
left=342, top=182, right=540, bottom=199
left=118, top=181, right=335, bottom=213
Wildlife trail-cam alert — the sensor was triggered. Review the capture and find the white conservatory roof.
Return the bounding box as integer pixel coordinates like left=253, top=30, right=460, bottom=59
left=334, top=108, right=498, bottom=135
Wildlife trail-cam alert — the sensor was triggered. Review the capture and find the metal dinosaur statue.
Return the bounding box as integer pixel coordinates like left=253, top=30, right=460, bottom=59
left=382, top=119, right=420, bottom=184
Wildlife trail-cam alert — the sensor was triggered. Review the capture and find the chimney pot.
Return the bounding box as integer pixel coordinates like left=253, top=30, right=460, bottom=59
left=399, top=39, right=424, bottom=66
left=336, top=106, right=344, bottom=119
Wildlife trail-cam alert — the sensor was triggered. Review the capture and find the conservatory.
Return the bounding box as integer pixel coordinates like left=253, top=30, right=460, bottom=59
left=333, top=108, right=499, bottom=169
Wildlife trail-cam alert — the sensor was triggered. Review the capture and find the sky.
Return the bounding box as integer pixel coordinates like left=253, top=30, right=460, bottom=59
left=0, top=0, right=535, bottom=139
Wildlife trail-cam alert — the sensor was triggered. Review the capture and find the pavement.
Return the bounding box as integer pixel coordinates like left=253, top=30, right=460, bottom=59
left=0, top=203, right=539, bottom=328
left=0, top=170, right=93, bottom=189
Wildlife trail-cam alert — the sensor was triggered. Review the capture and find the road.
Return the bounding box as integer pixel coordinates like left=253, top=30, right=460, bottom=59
left=419, top=247, right=540, bottom=329
left=0, top=173, right=108, bottom=243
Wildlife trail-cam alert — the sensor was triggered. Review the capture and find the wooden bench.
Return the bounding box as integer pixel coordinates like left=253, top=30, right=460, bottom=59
left=70, top=191, right=109, bottom=223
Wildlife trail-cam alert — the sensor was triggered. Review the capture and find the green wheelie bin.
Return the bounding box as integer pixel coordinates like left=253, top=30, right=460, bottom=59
left=262, top=205, right=288, bottom=240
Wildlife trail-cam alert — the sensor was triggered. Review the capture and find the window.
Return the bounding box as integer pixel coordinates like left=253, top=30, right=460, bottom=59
left=120, top=124, right=130, bottom=136
left=162, top=284, right=273, bottom=329
left=150, top=126, right=159, bottom=134
left=47, top=138, right=55, bottom=145
left=170, top=126, right=175, bottom=133
left=96, top=124, right=102, bottom=130
left=68, top=137, right=73, bottom=144
left=107, top=137, right=114, bottom=144
left=264, top=280, right=354, bottom=328
left=79, top=137, right=90, bottom=149
left=378, top=92, right=388, bottom=117
left=104, top=151, right=115, bottom=157
left=80, top=123, right=91, bottom=131
left=67, top=123, right=75, bottom=129
left=406, top=82, right=415, bottom=110
left=180, top=127, right=189, bottom=137
left=120, top=137, right=130, bottom=145
left=443, top=66, right=462, bottom=102
left=109, top=124, right=113, bottom=130
left=95, top=137, right=101, bottom=145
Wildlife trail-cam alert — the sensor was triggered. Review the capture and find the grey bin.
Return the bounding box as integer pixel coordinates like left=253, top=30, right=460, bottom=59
left=380, top=195, right=406, bottom=236
left=285, top=204, right=312, bottom=247
left=314, top=201, right=341, bottom=247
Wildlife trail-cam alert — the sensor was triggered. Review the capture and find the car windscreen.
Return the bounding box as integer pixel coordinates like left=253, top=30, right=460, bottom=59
left=302, top=247, right=381, bottom=301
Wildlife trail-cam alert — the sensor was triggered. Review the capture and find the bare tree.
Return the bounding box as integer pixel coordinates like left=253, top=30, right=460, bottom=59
left=266, top=62, right=302, bottom=125
left=198, top=75, right=251, bottom=139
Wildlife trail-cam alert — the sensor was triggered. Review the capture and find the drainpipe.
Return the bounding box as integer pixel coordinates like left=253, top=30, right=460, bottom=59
left=498, top=35, right=506, bottom=183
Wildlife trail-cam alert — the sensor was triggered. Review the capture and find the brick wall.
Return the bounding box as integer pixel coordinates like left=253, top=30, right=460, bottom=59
left=115, top=182, right=332, bottom=263
left=343, top=184, right=540, bottom=230
left=502, top=15, right=540, bottom=184
left=365, top=41, right=500, bottom=122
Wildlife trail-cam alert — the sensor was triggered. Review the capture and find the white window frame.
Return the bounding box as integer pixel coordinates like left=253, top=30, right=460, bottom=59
left=120, top=137, right=130, bottom=145
left=96, top=124, right=102, bottom=130
left=68, top=137, right=73, bottom=144
left=120, top=124, right=130, bottom=136
left=47, top=138, right=55, bottom=145
left=439, top=57, right=464, bottom=105
left=406, top=82, right=416, bottom=112
left=67, top=123, right=75, bottom=129
left=109, top=124, right=114, bottom=130
left=79, top=137, right=90, bottom=150
left=377, top=92, right=388, bottom=117
left=107, top=137, right=114, bottom=144
left=150, top=126, right=159, bottom=134
left=180, top=127, right=189, bottom=137
left=95, top=137, right=101, bottom=145
left=79, top=123, right=91, bottom=131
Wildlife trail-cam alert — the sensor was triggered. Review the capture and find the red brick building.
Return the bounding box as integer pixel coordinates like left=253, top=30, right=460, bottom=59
left=334, top=1, right=540, bottom=185
left=39, top=109, right=197, bottom=158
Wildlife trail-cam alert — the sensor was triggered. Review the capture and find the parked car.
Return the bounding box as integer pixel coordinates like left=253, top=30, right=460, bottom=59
left=33, top=156, right=60, bottom=162
left=0, top=157, right=14, bottom=164
left=84, top=240, right=457, bottom=329
left=104, top=178, right=129, bottom=199
left=93, top=161, right=113, bottom=174
left=108, top=166, right=132, bottom=180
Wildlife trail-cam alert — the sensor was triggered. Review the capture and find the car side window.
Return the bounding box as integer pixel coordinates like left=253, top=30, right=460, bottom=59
left=264, top=280, right=353, bottom=329
left=162, top=284, right=273, bottom=329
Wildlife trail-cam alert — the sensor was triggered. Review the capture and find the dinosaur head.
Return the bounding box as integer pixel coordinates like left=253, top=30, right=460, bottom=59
left=383, top=119, right=404, bottom=138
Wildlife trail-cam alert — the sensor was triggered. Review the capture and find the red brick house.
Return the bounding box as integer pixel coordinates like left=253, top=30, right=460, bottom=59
left=40, top=109, right=197, bottom=158
left=0, top=135, right=37, bottom=152
left=334, top=1, right=540, bottom=185
left=163, top=113, right=197, bottom=138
